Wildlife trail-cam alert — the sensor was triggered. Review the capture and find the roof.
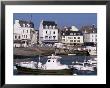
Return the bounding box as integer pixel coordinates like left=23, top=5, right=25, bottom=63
left=61, top=30, right=83, bottom=36
left=17, top=20, right=34, bottom=28
left=42, top=21, right=57, bottom=26
left=80, top=25, right=97, bottom=33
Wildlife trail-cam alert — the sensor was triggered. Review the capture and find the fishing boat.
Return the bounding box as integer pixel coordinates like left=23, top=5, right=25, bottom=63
left=72, top=60, right=95, bottom=71
left=72, top=62, right=94, bottom=71
left=15, top=54, right=73, bottom=75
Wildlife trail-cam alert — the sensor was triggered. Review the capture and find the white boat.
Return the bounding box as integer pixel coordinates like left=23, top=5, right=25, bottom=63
left=72, top=61, right=94, bottom=71
left=15, top=54, right=73, bottom=75
left=42, top=54, right=69, bottom=70
left=87, top=58, right=97, bottom=67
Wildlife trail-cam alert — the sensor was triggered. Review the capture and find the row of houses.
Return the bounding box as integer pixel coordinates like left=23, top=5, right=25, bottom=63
left=13, top=20, right=97, bottom=47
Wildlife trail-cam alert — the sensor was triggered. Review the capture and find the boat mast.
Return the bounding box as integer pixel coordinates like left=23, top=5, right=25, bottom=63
left=39, top=55, right=40, bottom=62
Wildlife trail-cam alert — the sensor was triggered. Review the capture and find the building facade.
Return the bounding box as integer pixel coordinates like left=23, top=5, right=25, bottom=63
left=39, top=20, right=58, bottom=44
left=14, top=20, right=37, bottom=47
left=61, top=26, right=83, bottom=45
left=80, top=24, right=97, bottom=46
left=84, top=33, right=97, bottom=45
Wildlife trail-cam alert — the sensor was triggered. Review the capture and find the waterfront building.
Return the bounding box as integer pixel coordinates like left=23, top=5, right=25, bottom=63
left=14, top=20, right=37, bottom=47
left=61, top=26, right=83, bottom=46
left=80, top=24, right=97, bottom=46
left=84, top=32, right=97, bottom=45
left=39, top=20, right=58, bottom=45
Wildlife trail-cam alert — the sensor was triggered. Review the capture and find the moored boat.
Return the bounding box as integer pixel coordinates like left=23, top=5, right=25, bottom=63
left=15, top=54, right=73, bottom=75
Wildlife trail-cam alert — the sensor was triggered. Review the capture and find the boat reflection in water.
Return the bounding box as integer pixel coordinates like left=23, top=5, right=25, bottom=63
left=15, top=54, right=73, bottom=75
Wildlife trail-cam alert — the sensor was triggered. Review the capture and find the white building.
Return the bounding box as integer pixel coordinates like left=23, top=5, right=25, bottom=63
left=61, top=26, right=83, bottom=45
left=39, top=20, right=58, bottom=44
left=84, top=33, right=97, bottom=44
left=14, top=20, right=37, bottom=47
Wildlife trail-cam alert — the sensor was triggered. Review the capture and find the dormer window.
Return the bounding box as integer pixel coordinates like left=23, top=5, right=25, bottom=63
left=53, top=26, right=55, bottom=29
left=74, top=33, right=76, bottom=35
left=49, top=25, right=52, bottom=29
left=23, top=24, right=25, bottom=27
left=27, top=24, right=30, bottom=27
left=45, top=25, right=48, bottom=29
left=70, top=33, right=73, bottom=35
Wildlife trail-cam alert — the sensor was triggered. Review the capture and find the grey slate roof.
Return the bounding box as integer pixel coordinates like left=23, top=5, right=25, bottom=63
left=61, top=27, right=83, bottom=36
left=18, top=20, right=34, bottom=28
left=42, top=21, right=57, bottom=26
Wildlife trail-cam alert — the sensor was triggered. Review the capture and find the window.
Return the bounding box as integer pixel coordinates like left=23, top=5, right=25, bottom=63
left=18, top=36, right=20, bottom=39
left=50, top=31, right=51, bottom=34
left=15, top=36, right=17, bottom=39
left=23, top=24, right=25, bottom=27
left=45, top=25, right=48, bottom=29
left=74, top=33, right=76, bottom=35
left=53, top=26, right=55, bottom=29
left=70, top=33, right=73, bottom=35
left=77, top=40, right=80, bottom=42
left=49, top=26, right=52, bottom=29
left=74, top=37, right=76, bottom=39
left=53, top=31, right=55, bottom=34
left=23, top=30, right=24, bottom=33
left=27, top=30, right=28, bottom=33
left=74, top=40, right=76, bottom=42
left=70, top=40, right=73, bottom=42
left=24, top=35, right=25, bottom=38
left=48, top=60, right=50, bottom=62
left=78, top=37, right=80, bottom=39
left=49, top=36, right=52, bottom=39
left=46, top=31, right=47, bottom=34
left=68, top=37, right=72, bottom=39
left=53, top=36, right=56, bottom=39
left=45, top=36, right=48, bottom=39
left=26, top=35, right=27, bottom=38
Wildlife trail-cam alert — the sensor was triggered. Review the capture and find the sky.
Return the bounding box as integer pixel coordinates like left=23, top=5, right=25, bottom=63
left=13, top=13, right=97, bottom=30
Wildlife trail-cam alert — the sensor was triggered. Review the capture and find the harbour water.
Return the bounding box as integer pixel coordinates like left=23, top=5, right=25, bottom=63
left=14, top=55, right=97, bottom=75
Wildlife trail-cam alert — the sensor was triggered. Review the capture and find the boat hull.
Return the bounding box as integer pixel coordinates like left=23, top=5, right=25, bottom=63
left=15, top=65, right=73, bottom=75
